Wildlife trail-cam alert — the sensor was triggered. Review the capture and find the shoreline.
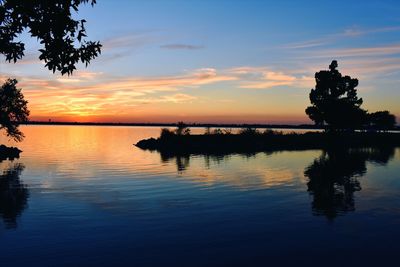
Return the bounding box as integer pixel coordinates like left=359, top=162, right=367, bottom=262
left=136, top=132, right=400, bottom=155
left=16, top=121, right=400, bottom=131
left=22, top=121, right=324, bottom=129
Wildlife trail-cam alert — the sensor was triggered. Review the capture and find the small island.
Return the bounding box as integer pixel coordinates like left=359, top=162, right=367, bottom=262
left=136, top=61, right=399, bottom=155
left=136, top=128, right=400, bottom=155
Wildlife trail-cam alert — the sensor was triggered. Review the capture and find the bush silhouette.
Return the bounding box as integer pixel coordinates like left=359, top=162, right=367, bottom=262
left=176, top=122, right=190, bottom=135
left=368, top=111, right=396, bottom=131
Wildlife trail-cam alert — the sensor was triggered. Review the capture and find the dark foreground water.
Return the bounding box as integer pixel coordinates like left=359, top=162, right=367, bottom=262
left=0, top=126, right=399, bottom=266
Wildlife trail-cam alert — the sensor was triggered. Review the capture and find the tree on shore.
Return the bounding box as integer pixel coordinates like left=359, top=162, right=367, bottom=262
left=176, top=122, right=190, bottom=135
left=0, top=79, right=29, bottom=141
left=305, top=60, right=367, bottom=131
left=1, top=0, right=101, bottom=75
left=368, top=111, right=396, bottom=131
left=1, top=1, right=101, bottom=141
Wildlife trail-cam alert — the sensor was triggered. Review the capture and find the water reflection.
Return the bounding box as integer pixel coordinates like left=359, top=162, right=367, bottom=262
left=160, top=147, right=396, bottom=220
left=160, top=151, right=258, bottom=172
left=161, top=153, right=191, bottom=172
left=0, top=163, right=28, bottom=228
left=304, top=147, right=395, bottom=220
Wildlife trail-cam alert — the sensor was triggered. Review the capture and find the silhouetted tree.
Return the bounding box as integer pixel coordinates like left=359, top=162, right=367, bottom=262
left=0, top=163, right=28, bottom=228
left=204, top=126, right=211, bottom=135
left=368, top=111, right=396, bottom=131
left=0, top=79, right=29, bottom=141
left=212, top=128, right=223, bottom=135
left=160, top=128, right=175, bottom=139
left=306, top=60, right=367, bottom=131
left=0, top=0, right=101, bottom=75
left=304, top=147, right=394, bottom=220
left=176, top=121, right=190, bottom=135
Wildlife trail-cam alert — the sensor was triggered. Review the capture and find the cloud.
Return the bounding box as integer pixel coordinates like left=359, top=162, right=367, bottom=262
left=228, top=66, right=266, bottom=75
left=311, top=43, right=400, bottom=58
left=160, top=44, right=205, bottom=50
left=284, top=26, right=400, bottom=50
left=228, top=67, right=313, bottom=89
left=240, top=72, right=296, bottom=89
left=10, top=68, right=236, bottom=118
left=342, top=25, right=400, bottom=37
left=136, top=93, right=197, bottom=104
left=102, top=31, right=161, bottom=50
left=283, top=39, right=330, bottom=49
left=98, top=31, right=164, bottom=63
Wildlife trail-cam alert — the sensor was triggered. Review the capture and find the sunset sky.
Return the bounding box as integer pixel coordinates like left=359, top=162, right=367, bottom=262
left=1, top=0, right=399, bottom=124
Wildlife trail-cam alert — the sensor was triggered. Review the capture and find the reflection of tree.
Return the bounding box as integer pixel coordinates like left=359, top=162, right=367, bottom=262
left=176, top=156, right=190, bottom=172
left=160, top=152, right=191, bottom=172
left=160, top=152, right=258, bottom=172
left=304, top=147, right=394, bottom=220
left=0, top=164, right=28, bottom=228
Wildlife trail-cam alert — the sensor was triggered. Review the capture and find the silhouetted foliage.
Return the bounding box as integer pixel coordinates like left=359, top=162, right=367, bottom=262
left=136, top=131, right=400, bottom=155
left=306, top=60, right=367, bottom=131
left=0, top=0, right=101, bottom=75
left=176, top=121, right=190, bottom=135
left=0, top=79, right=29, bottom=141
left=305, top=147, right=394, bottom=220
left=0, top=144, right=21, bottom=161
left=160, top=128, right=175, bottom=139
left=239, top=127, right=259, bottom=136
left=0, top=163, right=28, bottom=228
left=204, top=126, right=211, bottom=135
left=263, top=129, right=282, bottom=136
left=223, top=128, right=233, bottom=135
left=368, top=111, right=396, bottom=131
left=212, top=128, right=223, bottom=135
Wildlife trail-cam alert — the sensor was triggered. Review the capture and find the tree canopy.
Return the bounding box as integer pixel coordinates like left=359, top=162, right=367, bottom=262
left=0, top=0, right=101, bottom=75
left=368, top=111, right=396, bottom=131
left=306, top=60, right=367, bottom=131
left=0, top=79, right=29, bottom=141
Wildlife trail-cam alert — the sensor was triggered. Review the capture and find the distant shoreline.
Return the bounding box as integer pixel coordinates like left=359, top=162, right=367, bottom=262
left=22, top=121, right=324, bottom=129
left=21, top=121, right=400, bottom=130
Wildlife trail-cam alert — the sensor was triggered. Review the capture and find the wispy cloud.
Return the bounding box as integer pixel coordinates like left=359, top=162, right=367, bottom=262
left=102, top=31, right=162, bottom=50
left=8, top=68, right=236, bottom=119
left=284, top=26, right=400, bottom=50
left=160, top=44, right=205, bottom=50
left=137, top=93, right=197, bottom=104
left=311, top=43, right=400, bottom=58
left=228, top=67, right=313, bottom=89
left=342, top=25, right=400, bottom=37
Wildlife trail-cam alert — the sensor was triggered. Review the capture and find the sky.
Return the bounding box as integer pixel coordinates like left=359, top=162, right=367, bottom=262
left=1, top=0, right=400, bottom=124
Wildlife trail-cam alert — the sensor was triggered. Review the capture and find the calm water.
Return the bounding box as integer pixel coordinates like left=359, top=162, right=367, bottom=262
left=0, top=126, right=399, bottom=266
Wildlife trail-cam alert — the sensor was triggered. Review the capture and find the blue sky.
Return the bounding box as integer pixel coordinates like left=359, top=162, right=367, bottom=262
left=1, top=0, right=400, bottom=123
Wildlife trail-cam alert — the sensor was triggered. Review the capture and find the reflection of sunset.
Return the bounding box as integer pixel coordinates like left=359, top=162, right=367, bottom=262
left=0, top=126, right=319, bottom=190
left=2, top=2, right=400, bottom=265
left=166, top=151, right=321, bottom=189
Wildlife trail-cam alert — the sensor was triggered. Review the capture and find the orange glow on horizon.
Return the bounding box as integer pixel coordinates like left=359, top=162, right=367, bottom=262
left=28, top=114, right=311, bottom=125
left=3, top=62, right=399, bottom=125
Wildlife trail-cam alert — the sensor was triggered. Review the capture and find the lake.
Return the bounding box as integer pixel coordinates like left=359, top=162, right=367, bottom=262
left=0, top=125, right=399, bottom=266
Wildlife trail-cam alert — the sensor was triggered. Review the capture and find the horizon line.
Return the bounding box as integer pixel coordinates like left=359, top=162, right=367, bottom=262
left=22, top=120, right=323, bottom=129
